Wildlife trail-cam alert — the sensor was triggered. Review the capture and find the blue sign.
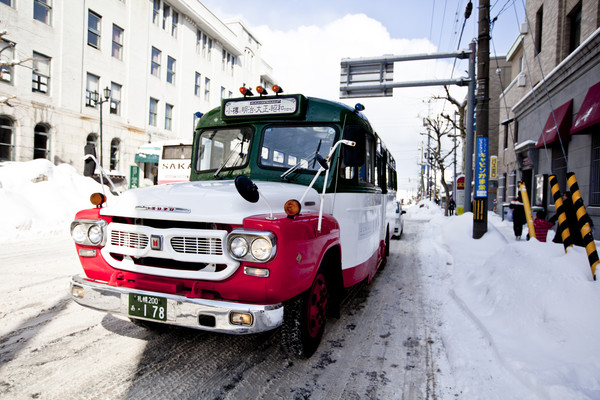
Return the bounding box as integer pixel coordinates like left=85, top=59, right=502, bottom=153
left=475, top=137, right=488, bottom=198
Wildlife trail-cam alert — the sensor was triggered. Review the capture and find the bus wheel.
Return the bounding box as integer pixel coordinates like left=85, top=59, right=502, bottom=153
left=281, top=271, right=329, bottom=359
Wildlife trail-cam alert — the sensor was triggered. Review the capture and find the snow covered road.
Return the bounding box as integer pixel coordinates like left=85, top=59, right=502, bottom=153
left=0, top=220, right=457, bottom=400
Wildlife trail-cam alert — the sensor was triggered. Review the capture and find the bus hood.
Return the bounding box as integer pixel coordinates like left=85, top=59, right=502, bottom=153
left=101, top=180, right=321, bottom=224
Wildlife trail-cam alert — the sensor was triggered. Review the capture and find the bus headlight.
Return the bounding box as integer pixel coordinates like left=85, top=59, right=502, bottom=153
left=227, top=230, right=276, bottom=263
left=71, top=219, right=107, bottom=246
left=251, top=238, right=272, bottom=261
left=230, top=237, right=249, bottom=258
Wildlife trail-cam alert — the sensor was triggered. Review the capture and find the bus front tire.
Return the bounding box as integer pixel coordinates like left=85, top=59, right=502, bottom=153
left=281, top=271, right=329, bottom=359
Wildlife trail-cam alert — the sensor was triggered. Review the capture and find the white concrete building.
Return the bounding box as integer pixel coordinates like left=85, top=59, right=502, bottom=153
left=0, top=0, right=275, bottom=183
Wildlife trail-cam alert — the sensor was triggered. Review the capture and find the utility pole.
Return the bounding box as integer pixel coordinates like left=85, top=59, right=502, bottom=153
left=473, top=0, right=490, bottom=239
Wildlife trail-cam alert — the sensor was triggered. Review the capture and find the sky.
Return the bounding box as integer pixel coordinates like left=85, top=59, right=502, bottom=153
left=2, top=159, right=599, bottom=398
left=200, top=0, right=526, bottom=199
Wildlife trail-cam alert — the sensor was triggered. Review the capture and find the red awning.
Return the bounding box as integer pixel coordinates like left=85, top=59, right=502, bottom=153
left=570, top=81, right=600, bottom=134
left=536, top=99, right=573, bottom=148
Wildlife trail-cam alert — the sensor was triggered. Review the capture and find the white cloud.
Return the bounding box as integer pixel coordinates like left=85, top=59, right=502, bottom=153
left=253, top=14, right=468, bottom=199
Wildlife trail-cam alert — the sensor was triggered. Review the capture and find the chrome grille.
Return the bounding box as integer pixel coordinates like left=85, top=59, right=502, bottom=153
left=110, top=230, right=149, bottom=249
left=171, top=236, right=223, bottom=255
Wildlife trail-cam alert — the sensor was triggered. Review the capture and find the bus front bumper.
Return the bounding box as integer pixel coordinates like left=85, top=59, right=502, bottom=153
left=70, top=274, right=283, bottom=334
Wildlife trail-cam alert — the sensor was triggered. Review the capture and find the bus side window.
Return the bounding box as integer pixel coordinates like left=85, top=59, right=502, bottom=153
left=342, top=125, right=365, bottom=167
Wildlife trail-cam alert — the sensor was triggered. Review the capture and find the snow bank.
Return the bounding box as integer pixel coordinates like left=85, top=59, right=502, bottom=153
left=409, top=209, right=600, bottom=399
left=0, top=160, right=112, bottom=242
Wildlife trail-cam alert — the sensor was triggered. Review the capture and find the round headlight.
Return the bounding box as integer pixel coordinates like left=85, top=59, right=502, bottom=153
left=71, top=223, right=87, bottom=243
left=87, top=224, right=103, bottom=245
left=230, top=237, right=249, bottom=258
left=251, top=238, right=272, bottom=261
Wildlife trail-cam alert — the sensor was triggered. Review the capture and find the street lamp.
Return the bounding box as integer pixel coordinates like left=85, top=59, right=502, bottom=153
left=92, top=86, right=111, bottom=169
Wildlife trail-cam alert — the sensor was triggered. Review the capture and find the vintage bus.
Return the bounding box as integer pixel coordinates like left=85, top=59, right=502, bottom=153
left=69, top=86, right=399, bottom=358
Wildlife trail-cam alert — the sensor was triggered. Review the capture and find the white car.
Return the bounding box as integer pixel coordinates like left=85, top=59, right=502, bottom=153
left=392, top=201, right=406, bottom=239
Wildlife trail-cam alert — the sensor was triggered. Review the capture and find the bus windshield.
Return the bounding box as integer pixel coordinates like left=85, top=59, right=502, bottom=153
left=196, top=127, right=252, bottom=173
left=260, top=126, right=336, bottom=171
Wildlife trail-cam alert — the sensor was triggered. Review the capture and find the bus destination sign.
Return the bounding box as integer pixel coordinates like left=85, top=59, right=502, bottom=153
left=224, top=97, right=298, bottom=117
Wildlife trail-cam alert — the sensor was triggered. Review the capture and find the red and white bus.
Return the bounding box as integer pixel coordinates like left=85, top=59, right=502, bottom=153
left=70, top=86, right=399, bottom=358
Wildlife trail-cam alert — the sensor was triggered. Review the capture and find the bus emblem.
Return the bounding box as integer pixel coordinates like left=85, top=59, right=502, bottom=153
left=151, top=235, right=163, bottom=251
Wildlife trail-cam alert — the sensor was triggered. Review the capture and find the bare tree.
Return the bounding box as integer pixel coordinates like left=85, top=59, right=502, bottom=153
left=434, top=86, right=467, bottom=174
left=422, top=114, right=459, bottom=216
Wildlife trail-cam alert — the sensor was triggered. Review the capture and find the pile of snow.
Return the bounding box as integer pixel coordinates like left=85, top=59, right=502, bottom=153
left=408, top=200, right=600, bottom=399
left=0, top=160, right=112, bottom=242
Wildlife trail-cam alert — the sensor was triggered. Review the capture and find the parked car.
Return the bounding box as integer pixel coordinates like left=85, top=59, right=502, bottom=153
left=392, top=201, right=406, bottom=239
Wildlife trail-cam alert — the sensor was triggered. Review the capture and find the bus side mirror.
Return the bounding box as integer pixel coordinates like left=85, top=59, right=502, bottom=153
left=342, top=125, right=365, bottom=167
left=234, top=175, right=259, bottom=203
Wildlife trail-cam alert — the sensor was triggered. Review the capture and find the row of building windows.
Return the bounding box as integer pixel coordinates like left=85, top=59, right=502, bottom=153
left=533, top=1, right=582, bottom=58
left=0, top=116, right=122, bottom=170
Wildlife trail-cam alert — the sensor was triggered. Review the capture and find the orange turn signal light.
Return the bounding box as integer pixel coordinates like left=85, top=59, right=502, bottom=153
left=284, top=199, right=301, bottom=218
left=90, top=192, right=107, bottom=207
left=272, top=85, right=283, bottom=94
left=239, top=86, right=253, bottom=96
left=256, top=86, right=268, bottom=95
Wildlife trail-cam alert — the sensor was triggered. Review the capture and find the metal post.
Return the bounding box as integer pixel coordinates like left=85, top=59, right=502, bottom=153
left=464, top=41, right=476, bottom=213
left=99, top=99, right=103, bottom=168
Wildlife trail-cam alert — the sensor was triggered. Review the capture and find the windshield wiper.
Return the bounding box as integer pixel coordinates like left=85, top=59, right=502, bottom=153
left=214, top=141, right=245, bottom=178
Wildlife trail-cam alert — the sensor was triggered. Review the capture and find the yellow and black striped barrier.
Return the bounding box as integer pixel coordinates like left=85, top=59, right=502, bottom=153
left=548, top=175, right=573, bottom=250
left=567, top=172, right=598, bottom=280
left=519, top=181, right=535, bottom=240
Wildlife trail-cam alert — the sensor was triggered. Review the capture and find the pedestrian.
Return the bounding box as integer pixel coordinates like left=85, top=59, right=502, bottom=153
left=448, top=196, right=456, bottom=216
left=509, top=194, right=526, bottom=240
left=532, top=210, right=554, bottom=242
left=549, top=191, right=584, bottom=246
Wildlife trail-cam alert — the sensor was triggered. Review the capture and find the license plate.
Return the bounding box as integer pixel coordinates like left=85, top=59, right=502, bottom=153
left=128, top=293, right=167, bottom=321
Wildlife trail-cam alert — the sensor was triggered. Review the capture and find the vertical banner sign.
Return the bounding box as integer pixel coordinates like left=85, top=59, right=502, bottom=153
left=490, top=155, right=497, bottom=179
left=475, top=137, right=488, bottom=198
left=129, top=165, right=140, bottom=189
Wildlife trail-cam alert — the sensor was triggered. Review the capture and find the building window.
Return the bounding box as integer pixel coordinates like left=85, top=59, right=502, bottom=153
left=591, top=133, right=600, bottom=205
left=221, top=86, right=226, bottom=101
left=196, top=29, right=202, bottom=53
left=499, top=173, right=507, bottom=202
left=85, top=73, right=99, bottom=107
left=88, top=10, right=101, bottom=49
left=514, top=120, right=519, bottom=143
left=568, top=2, right=582, bottom=54
left=152, top=0, right=160, bottom=25
left=0, top=41, right=15, bottom=84
left=110, top=138, right=120, bottom=171
left=151, top=47, right=161, bottom=77
left=165, top=103, right=173, bottom=130
left=110, top=82, right=121, bottom=115
left=112, top=24, right=123, bottom=60
left=33, top=124, right=50, bottom=160
left=503, top=122, right=509, bottom=149
left=222, top=50, right=235, bottom=74
left=508, top=170, right=517, bottom=201
left=33, top=0, right=51, bottom=24
left=167, top=56, right=175, bottom=84
left=206, top=37, right=213, bottom=60
left=204, top=77, right=210, bottom=101
left=551, top=145, right=569, bottom=196
left=534, top=6, right=543, bottom=55
left=32, top=51, right=50, bottom=94
left=171, top=10, right=178, bottom=37
left=162, top=4, right=170, bottom=30
left=1, top=0, right=14, bottom=7
left=86, top=133, right=98, bottom=157
left=194, top=72, right=201, bottom=96
left=149, top=98, right=158, bottom=126
left=0, top=116, right=14, bottom=161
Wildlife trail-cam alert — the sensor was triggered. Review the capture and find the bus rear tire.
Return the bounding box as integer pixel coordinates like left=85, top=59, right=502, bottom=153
left=281, top=271, right=329, bottom=359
